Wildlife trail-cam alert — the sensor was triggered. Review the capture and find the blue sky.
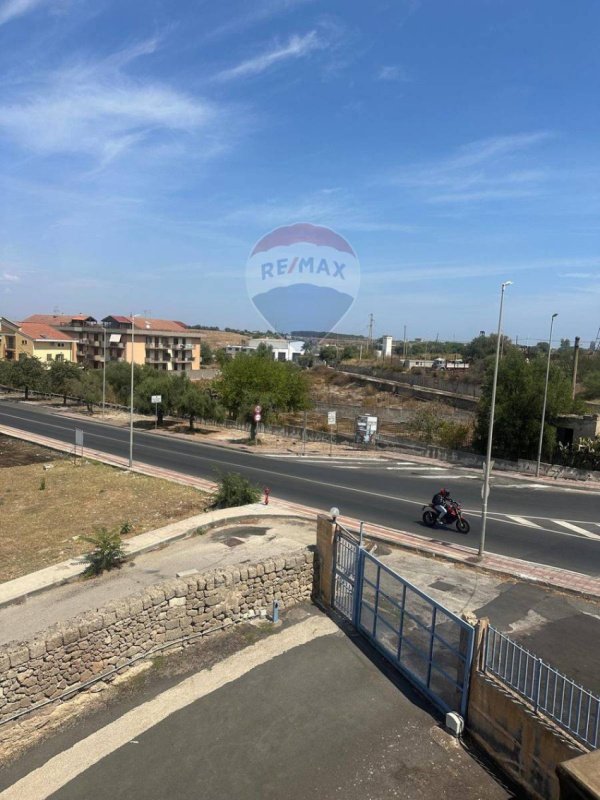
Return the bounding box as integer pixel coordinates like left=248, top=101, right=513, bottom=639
left=0, top=0, right=599, bottom=345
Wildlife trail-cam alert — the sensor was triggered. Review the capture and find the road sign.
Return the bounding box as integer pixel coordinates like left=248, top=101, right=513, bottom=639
left=75, top=429, right=84, bottom=447
left=254, top=404, right=262, bottom=413
left=254, top=413, right=262, bottom=422
left=151, top=395, right=162, bottom=404
left=328, top=411, right=336, bottom=426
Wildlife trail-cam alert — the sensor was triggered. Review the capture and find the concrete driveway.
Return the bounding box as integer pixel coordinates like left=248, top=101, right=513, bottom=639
left=0, top=607, right=512, bottom=800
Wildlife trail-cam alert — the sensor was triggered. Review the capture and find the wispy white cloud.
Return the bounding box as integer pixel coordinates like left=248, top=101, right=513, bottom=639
left=558, top=272, right=597, bottom=279
left=1, top=271, right=20, bottom=282
left=361, top=256, right=600, bottom=288
left=204, top=0, right=317, bottom=42
left=0, top=0, right=48, bottom=26
left=213, top=30, right=324, bottom=82
left=389, top=131, right=554, bottom=203
left=0, top=41, right=221, bottom=166
left=377, top=65, right=409, bottom=82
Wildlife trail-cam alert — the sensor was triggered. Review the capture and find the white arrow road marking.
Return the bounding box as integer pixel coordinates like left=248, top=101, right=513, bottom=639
left=506, top=515, right=543, bottom=529
left=553, top=520, right=599, bottom=539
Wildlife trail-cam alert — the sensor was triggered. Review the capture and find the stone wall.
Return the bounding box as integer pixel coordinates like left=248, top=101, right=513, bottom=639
left=0, top=549, right=314, bottom=724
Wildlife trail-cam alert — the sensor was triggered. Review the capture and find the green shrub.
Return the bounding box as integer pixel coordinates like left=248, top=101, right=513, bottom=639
left=120, top=521, right=132, bottom=535
left=438, top=421, right=471, bottom=450
left=210, top=471, right=261, bottom=509
left=39, top=477, right=46, bottom=490
left=82, top=528, right=126, bottom=576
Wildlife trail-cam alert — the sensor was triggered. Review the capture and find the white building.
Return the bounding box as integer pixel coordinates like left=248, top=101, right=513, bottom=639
left=225, top=338, right=305, bottom=362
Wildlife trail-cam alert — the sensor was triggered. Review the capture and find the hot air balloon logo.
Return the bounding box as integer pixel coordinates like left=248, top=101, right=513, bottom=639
left=246, top=222, right=360, bottom=336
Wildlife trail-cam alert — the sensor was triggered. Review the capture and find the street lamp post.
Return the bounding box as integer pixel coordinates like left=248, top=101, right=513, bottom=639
left=479, top=280, right=513, bottom=558
left=101, top=323, right=107, bottom=418
left=129, top=313, right=139, bottom=469
left=536, top=313, right=558, bottom=477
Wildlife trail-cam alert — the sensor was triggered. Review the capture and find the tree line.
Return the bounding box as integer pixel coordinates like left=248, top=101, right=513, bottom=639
left=0, top=349, right=311, bottom=431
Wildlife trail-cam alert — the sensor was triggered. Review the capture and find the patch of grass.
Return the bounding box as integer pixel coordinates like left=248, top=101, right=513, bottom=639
left=0, top=460, right=208, bottom=582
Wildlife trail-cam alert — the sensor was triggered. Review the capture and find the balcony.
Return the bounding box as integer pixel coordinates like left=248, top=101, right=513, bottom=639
left=145, top=357, right=170, bottom=365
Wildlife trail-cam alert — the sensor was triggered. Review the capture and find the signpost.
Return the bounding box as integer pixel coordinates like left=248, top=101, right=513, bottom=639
left=251, top=404, right=262, bottom=440
left=151, top=395, right=162, bottom=429
left=75, top=428, right=84, bottom=461
left=328, top=410, right=336, bottom=456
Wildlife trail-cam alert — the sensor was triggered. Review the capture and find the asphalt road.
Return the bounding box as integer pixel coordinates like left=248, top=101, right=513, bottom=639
left=1, top=400, right=599, bottom=575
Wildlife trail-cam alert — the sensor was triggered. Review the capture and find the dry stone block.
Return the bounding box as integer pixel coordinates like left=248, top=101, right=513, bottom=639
left=168, top=597, right=186, bottom=608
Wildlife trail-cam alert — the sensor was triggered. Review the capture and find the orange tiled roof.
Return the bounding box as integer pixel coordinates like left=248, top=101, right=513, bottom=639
left=22, top=314, right=96, bottom=326
left=18, top=323, right=75, bottom=342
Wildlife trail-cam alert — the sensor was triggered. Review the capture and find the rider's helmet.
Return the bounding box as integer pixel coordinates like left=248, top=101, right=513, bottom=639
left=440, top=488, right=449, bottom=497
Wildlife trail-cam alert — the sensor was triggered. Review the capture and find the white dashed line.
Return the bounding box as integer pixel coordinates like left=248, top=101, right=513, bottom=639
left=506, top=515, right=543, bottom=529
left=553, top=520, right=599, bottom=539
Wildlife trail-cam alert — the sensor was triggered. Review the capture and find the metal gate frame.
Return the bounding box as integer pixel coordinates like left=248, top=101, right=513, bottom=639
left=332, top=525, right=474, bottom=717
left=332, top=525, right=359, bottom=621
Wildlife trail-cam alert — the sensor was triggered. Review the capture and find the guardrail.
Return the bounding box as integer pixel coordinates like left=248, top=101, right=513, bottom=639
left=485, top=625, right=600, bottom=750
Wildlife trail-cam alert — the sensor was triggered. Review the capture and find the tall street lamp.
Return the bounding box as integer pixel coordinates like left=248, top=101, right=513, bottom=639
left=479, top=280, right=513, bottom=558
left=129, top=313, right=141, bottom=469
left=536, top=313, right=558, bottom=477
left=101, top=322, right=108, bottom=418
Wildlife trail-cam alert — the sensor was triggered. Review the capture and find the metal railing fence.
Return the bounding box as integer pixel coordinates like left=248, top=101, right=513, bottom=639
left=485, top=626, right=600, bottom=750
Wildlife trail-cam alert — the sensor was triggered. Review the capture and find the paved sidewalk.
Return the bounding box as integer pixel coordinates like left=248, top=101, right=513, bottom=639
left=0, top=502, right=310, bottom=610
left=2, top=424, right=599, bottom=601
left=0, top=516, right=315, bottom=646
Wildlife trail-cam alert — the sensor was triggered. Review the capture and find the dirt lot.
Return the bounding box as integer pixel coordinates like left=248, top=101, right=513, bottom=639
left=0, top=435, right=66, bottom=468
left=0, top=438, right=208, bottom=582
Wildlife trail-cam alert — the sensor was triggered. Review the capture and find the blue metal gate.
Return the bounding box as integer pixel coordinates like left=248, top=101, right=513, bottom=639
left=332, top=526, right=474, bottom=717
left=332, top=527, right=359, bottom=621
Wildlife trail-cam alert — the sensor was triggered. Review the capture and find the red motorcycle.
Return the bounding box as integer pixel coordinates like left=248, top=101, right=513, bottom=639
left=422, top=499, right=470, bottom=534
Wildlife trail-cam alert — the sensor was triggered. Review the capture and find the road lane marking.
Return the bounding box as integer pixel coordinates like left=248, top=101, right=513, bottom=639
left=553, top=520, right=599, bottom=539
left=506, top=515, right=543, bottom=529
left=0, top=616, right=338, bottom=800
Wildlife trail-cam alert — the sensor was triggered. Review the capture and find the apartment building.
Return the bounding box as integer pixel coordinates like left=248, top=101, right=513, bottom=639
left=19, top=314, right=202, bottom=372
left=0, top=318, right=76, bottom=363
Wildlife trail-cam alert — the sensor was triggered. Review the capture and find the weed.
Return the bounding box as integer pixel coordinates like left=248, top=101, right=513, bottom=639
left=82, top=528, right=126, bottom=577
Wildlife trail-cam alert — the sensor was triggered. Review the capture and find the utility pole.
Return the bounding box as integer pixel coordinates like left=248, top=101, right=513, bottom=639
left=403, top=325, right=407, bottom=359
left=367, top=313, right=374, bottom=354
left=572, top=336, right=580, bottom=400
left=536, top=312, right=558, bottom=478
left=479, top=280, right=513, bottom=558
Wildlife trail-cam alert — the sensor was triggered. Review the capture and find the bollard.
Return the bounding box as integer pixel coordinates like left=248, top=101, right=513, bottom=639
left=264, top=486, right=271, bottom=505
left=272, top=599, right=280, bottom=624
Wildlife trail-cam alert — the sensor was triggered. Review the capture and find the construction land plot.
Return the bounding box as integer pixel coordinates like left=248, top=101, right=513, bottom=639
left=0, top=436, right=208, bottom=582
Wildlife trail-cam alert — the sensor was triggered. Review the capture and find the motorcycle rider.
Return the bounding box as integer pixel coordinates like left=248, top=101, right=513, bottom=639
left=431, top=488, right=452, bottom=524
